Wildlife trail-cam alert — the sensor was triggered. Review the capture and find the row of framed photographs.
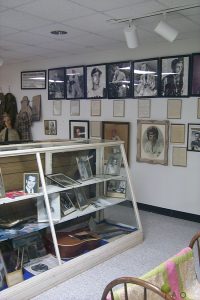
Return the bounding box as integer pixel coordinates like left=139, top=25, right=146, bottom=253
left=21, top=53, right=200, bottom=99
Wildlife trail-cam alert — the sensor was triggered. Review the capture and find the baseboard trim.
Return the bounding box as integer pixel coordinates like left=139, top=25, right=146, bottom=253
left=138, top=203, right=200, bottom=223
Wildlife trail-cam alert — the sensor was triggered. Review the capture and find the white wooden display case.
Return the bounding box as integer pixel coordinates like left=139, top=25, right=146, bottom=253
left=0, top=139, right=143, bottom=299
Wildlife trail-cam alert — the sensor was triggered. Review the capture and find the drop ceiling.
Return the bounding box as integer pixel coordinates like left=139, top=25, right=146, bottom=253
left=0, top=0, right=199, bottom=65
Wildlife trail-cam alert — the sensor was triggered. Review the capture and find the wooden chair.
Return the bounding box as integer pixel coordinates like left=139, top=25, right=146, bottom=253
left=189, top=231, right=200, bottom=267
left=101, top=276, right=173, bottom=300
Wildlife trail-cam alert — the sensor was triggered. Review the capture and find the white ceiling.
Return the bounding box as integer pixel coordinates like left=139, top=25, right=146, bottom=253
left=0, top=0, right=199, bottom=65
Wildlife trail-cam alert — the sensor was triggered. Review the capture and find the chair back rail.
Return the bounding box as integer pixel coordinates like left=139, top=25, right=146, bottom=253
left=189, top=231, right=200, bottom=267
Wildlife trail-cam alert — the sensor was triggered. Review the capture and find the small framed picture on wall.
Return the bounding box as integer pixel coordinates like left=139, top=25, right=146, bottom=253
left=44, top=120, right=57, bottom=135
left=187, top=123, right=200, bottom=152
left=69, top=120, right=89, bottom=139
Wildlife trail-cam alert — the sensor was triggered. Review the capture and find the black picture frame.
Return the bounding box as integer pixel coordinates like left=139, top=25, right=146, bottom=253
left=21, top=70, right=46, bottom=90
left=23, top=173, right=39, bottom=194
left=86, top=64, right=107, bottom=99
left=66, top=66, right=85, bottom=99
left=187, top=123, right=200, bottom=152
left=69, top=120, right=89, bottom=139
left=107, top=61, right=132, bottom=99
left=133, top=58, right=159, bottom=98
left=160, top=55, right=190, bottom=97
left=48, top=67, right=65, bottom=100
left=191, top=53, right=200, bottom=96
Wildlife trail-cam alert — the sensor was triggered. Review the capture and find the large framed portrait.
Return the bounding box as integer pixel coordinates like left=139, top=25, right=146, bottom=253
left=66, top=66, right=85, bottom=99
left=187, top=123, right=200, bottom=152
left=102, top=121, right=130, bottom=161
left=191, top=53, right=200, bottom=96
left=21, top=70, right=46, bottom=90
left=160, top=55, right=190, bottom=97
left=133, top=58, right=159, bottom=98
left=48, top=68, right=65, bottom=100
left=86, top=64, right=107, bottom=99
left=107, top=61, right=132, bottom=99
left=136, top=120, right=169, bottom=165
left=69, top=120, right=89, bottom=139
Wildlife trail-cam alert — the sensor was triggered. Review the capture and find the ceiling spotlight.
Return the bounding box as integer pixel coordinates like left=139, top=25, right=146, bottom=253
left=0, top=57, right=4, bottom=67
left=123, top=22, right=139, bottom=49
left=50, top=30, right=68, bottom=35
left=154, top=20, right=178, bottom=42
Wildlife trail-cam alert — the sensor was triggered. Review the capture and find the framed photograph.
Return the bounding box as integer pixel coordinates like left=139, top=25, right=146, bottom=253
left=53, top=100, right=62, bottom=116
left=60, top=191, right=76, bottom=216
left=37, top=193, right=61, bottom=222
left=69, top=120, right=89, bottom=139
left=70, top=100, right=80, bottom=116
left=102, top=121, right=130, bottom=161
left=0, top=168, right=5, bottom=198
left=76, top=156, right=93, bottom=181
left=170, top=124, right=185, bottom=144
left=107, top=61, right=132, bottom=99
left=74, top=187, right=89, bottom=210
left=191, top=53, right=200, bottom=96
left=197, top=98, right=200, bottom=119
left=48, top=67, right=65, bottom=100
left=23, top=173, right=39, bottom=194
left=172, top=147, right=187, bottom=167
left=138, top=98, right=151, bottom=118
left=106, top=179, right=126, bottom=198
left=66, top=66, right=85, bottom=99
left=133, top=58, right=159, bottom=98
left=167, top=99, right=182, bottom=119
left=46, top=173, right=77, bottom=187
left=160, top=55, right=190, bottom=97
left=90, top=121, right=102, bottom=139
left=91, top=99, right=101, bottom=116
left=32, top=95, right=41, bottom=121
left=187, top=123, right=200, bottom=151
left=44, top=120, right=57, bottom=135
left=136, top=120, right=169, bottom=165
left=113, top=100, right=125, bottom=117
left=105, top=152, right=122, bottom=175
left=21, top=70, right=46, bottom=90
left=86, top=64, right=107, bottom=99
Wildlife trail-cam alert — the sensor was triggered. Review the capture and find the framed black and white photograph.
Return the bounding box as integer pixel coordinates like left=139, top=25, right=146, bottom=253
left=46, top=173, right=77, bottom=187
left=86, top=64, right=107, bottom=99
left=172, top=147, right=187, bottom=167
left=70, top=100, right=80, bottom=116
left=191, top=53, right=200, bottom=96
left=105, top=152, right=122, bottom=176
left=76, top=155, right=93, bottom=181
left=60, top=192, right=76, bottom=216
left=136, top=120, right=169, bottom=165
left=107, top=61, right=132, bottom=99
left=21, top=70, right=46, bottom=90
left=53, top=100, right=62, bottom=116
left=0, top=168, right=5, bottom=198
left=133, top=58, right=159, bottom=97
left=187, top=123, right=200, bottom=152
left=160, top=55, right=190, bottom=97
left=37, top=193, right=61, bottom=222
left=74, top=187, right=89, bottom=210
left=66, top=66, right=85, bottom=99
left=106, top=179, right=126, bottom=199
left=69, top=120, right=89, bottom=139
left=48, top=68, right=65, bottom=100
left=23, top=173, right=39, bottom=194
left=44, top=120, right=57, bottom=135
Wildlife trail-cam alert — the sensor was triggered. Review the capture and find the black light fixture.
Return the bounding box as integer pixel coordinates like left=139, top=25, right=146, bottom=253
left=50, top=30, right=68, bottom=35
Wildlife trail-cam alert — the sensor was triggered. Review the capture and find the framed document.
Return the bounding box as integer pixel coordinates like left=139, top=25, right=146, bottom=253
left=53, top=100, right=62, bottom=116
left=138, top=99, right=151, bottom=118
left=90, top=121, right=102, bottom=139
left=172, top=147, right=187, bottom=167
left=113, top=100, right=125, bottom=117
left=21, top=70, right=46, bottom=90
left=91, top=99, right=101, bottom=116
left=70, top=100, right=80, bottom=116
left=167, top=99, right=182, bottom=119
left=170, top=124, right=185, bottom=144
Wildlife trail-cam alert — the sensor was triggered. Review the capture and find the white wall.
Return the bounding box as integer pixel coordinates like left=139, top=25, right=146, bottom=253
left=0, top=37, right=200, bottom=215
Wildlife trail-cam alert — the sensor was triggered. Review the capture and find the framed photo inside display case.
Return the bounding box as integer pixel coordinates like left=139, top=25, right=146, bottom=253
left=21, top=70, right=46, bottom=90
left=160, top=55, right=190, bottom=97
left=60, top=192, right=76, bottom=216
left=66, top=66, right=85, bottom=99
left=37, top=193, right=61, bottom=222
left=136, top=119, right=169, bottom=165
left=86, top=64, right=107, bottom=99
left=76, top=155, right=93, bottom=181
left=106, top=179, right=126, bottom=198
left=48, top=68, right=65, bottom=100
left=191, top=53, right=200, bottom=96
left=187, top=123, right=200, bottom=152
left=133, top=58, right=159, bottom=98
left=23, top=173, right=39, bottom=194
left=74, top=187, right=89, bottom=210
left=0, top=168, right=5, bottom=198
left=46, top=173, right=77, bottom=187
left=107, top=61, right=132, bottom=99
left=69, top=120, right=89, bottom=139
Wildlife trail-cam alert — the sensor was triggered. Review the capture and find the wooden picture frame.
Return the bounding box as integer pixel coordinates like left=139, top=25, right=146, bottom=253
left=91, top=99, right=101, bottom=116
left=23, top=173, right=39, bottom=194
left=90, top=121, right=102, bottom=139
left=172, top=147, right=187, bottom=167
left=167, top=99, right=182, bottom=119
left=133, top=58, right=159, bottom=98
left=113, top=100, right=125, bottom=117
left=69, top=120, right=89, bottom=139
left=107, top=61, right=132, bottom=99
left=191, top=53, right=200, bottom=96
left=187, top=123, right=200, bottom=151
left=37, top=193, right=61, bottom=222
left=0, top=168, right=5, bottom=198
left=136, top=119, right=169, bottom=165
left=70, top=100, right=80, bottom=116
left=170, top=124, right=185, bottom=144
left=138, top=99, right=151, bottom=118
left=48, top=67, right=65, bottom=100
left=66, top=66, right=85, bottom=99
left=86, top=64, right=107, bottom=99
left=44, top=120, right=57, bottom=135
left=160, top=55, right=190, bottom=97
left=106, top=179, right=126, bottom=198
left=53, top=100, right=62, bottom=116
left=21, top=70, right=46, bottom=90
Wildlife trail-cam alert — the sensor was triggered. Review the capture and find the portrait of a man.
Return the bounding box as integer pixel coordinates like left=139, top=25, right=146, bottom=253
left=48, top=68, right=65, bottom=100
left=24, top=173, right=39, bottom=194
left=66, top=66, right=85, bottom=99
left=187, top=124, right=200, bottom=152
left=87, top=64, right=106, bottom=99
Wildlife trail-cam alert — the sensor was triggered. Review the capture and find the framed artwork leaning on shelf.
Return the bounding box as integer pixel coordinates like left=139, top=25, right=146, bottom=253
left=46, top=173, right=77, bottom=187
left=105, top=151, right=122, bottom=176
left=76, top=155, right=93, bottom=181
left=60, top=192, right=76, bottom=216
left=23, top=173, right=39, bottom=194
left=37, top=193, right=61, bottom=222
left=74, top=187, right=89, bottom=210
left=106, top=179, right=126, bottom=198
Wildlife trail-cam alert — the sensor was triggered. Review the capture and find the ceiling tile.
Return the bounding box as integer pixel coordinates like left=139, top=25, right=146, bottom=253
left=0, top=26, right=20, bottom=38
left=4, top=32, right=56, bottom=46
left=157, top=0, right=199, bottom=9
left=0, top=0, right=35, bottom=8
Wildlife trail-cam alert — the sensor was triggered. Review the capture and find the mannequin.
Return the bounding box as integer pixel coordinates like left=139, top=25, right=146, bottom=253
left=0, top=113, right=20, bottom=142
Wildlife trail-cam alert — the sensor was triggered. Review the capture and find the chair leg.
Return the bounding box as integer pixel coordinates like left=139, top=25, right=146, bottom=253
left=144, top=287, right=147, bottom=300
left=124, top=283, right=128, bottom=300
